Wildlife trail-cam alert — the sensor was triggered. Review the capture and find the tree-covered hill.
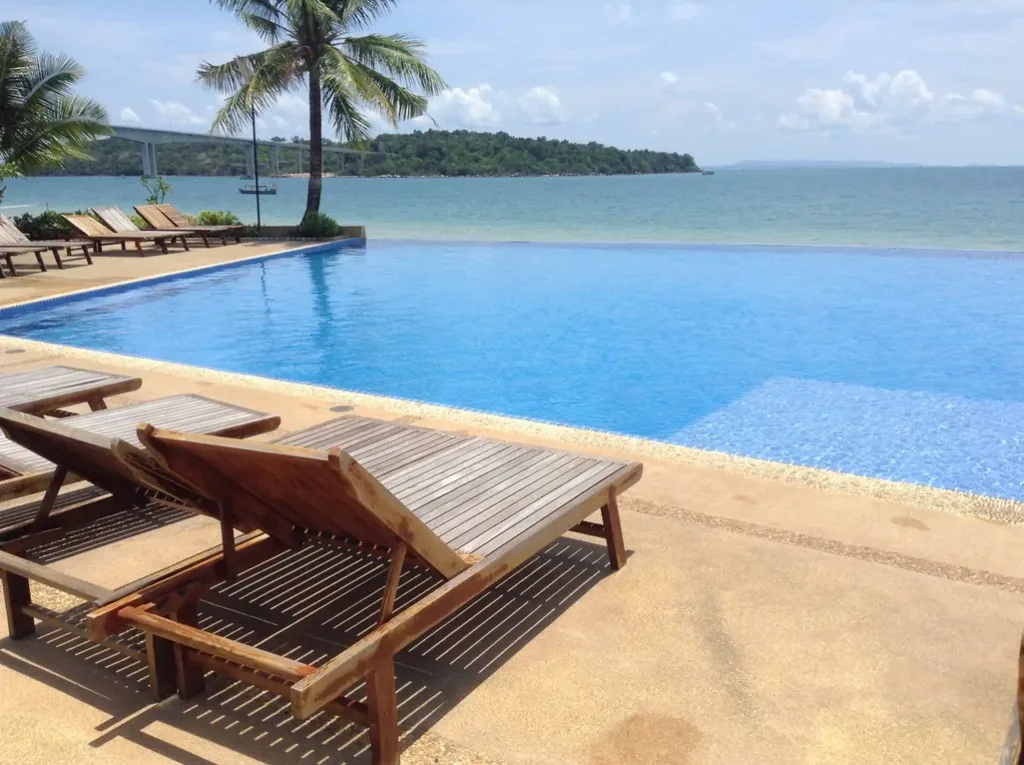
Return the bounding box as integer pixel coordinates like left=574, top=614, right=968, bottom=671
left=32, top=129, right=700, bottom=178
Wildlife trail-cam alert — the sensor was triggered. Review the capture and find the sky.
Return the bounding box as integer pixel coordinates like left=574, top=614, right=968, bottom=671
left=10, top=0, right=1024, bottom=165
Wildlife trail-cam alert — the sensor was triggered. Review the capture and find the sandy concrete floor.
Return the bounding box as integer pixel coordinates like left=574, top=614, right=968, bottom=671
left=0, top=249, right=1021, bottom=764
left=0, top=348, right=1021, bottom=765
left=0, top=239, right=313, bottom=307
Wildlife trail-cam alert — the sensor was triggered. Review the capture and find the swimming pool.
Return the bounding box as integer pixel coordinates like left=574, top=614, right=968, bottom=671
left=1, top=241, right=1022, bottom=500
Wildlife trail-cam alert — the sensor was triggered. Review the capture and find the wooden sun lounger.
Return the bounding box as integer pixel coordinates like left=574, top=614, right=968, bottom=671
left=50, top=415, right=640, bottom=765
left=92, top=206, right=209, bottom=249
left=0, top=365, right=141, bottom=416
left=157, top=203, right=245, bottom=242
left=0, top=213, right=94, bottom=276
left=136, top=205, right=243, bottom=246
left=0, top=394, right=280, bottom=506
left=62, top=214, right=191, bottom=256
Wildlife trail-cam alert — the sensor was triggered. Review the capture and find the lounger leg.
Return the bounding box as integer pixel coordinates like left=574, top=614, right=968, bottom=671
left=81, top=245, right=93, bottom=265
left=138, top=240, right=147, bottom=255
left=200, top=234, right=210, bottom=248
left=1, top=569, right=36, bottom=639
left=600, top=487, right=627, bottom=570
left=172, top=602, right=206, bottom=699
left=366, top=657, right=400, bottom=765
left=52, top=247, right=65, bottom=269
left=87, top=397, right=108, bottom=412
left=146, top=633, right=177, bottom=700
left=34, top=251, right=47, bottom=272
left=179, top=235, right=190, bottom=252
left=121, top=241, right=128, bottom=251
left=4, top=253, right=15, bottom=277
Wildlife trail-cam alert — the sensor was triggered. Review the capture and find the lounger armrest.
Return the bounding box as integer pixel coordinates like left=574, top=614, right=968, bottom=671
left=0, top=549, right=112, bottom=602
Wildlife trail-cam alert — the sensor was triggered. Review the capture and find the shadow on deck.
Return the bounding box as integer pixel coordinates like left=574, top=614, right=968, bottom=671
left=0, top=533, right=616, bottom=764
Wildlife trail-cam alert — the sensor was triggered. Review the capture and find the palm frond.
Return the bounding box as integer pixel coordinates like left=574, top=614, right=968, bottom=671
left=21, top=52, right=84, bottom=115
left=320, top=74, right=373, bottom=142
left=0, top=22, right=109, bottom=175
left=322, top=46, right=427, bottom=129
left=239, top=11, right=289, bottom=43
left=3, top=94, right=110, bottom=173
left=283, top=0, right=344, bottom=45
left=334, top=0, right=399, bottom=31
left=211, top=0, right=285, bottom=22
left=342, top=33, right=446, bottom=95
left=200, top=44, right=302, bottom=134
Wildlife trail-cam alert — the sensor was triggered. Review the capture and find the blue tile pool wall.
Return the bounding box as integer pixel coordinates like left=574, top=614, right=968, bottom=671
left=1, top=240, right=1022, bottom=501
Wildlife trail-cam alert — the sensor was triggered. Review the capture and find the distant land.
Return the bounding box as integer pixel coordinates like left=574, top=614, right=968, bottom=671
left=30, top=129, right=702, bottom=179
left=716, top=160, right=925, bottom=170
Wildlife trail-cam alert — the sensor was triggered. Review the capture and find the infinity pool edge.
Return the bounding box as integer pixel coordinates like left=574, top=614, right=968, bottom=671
left=1, top=334, right=1019, bottom=525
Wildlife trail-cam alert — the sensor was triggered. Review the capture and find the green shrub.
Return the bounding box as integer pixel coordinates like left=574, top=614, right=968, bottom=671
left=12, top=209, right=79, bottom=240
left=130, top=213, right=150, bottom=230
left=196, top=210, right=242, bottom=226
left=295, top=212, right=341, bottom=239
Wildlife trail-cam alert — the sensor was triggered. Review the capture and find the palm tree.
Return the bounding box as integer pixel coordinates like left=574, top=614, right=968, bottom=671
left=198, top=0, right=446, bottom=223
left=0, top=22, right=111, bottom=199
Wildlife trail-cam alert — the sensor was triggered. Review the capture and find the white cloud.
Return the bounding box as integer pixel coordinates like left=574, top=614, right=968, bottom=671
left=700, top=101, right=734, bottom=131
left=429, top=85, right=501, bottom=127
left=518, top=86, right=565, bottom=125
left=669, top=2, right=704, bottom=22
left=604, top=2, right=633, bottom=25
left=423, top=83, right=567, bottom=130
left=150, top=99, right=206, bottom=127
left=660, top=71, right=680, bottom=85
left=273, top=92, right=308, bottom=116
left=779, top=69, right=1024, bottom=132
left=118, top=107, right=140, bottom=125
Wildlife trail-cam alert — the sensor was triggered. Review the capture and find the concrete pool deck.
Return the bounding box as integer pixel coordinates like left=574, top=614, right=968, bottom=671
left=0, top=239, right=314, bottom=308
left=1, top=246, right=1023, bottom=764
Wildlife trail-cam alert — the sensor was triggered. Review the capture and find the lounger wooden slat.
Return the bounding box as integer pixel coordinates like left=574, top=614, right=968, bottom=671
left=136, top=205, right=243, bottom=245
left=152, top=204, right=244, bottom=243
left=0, top=394, right=280, bottom=483
left=0, top=414, right=640, bottom=765
left=0, top=213, right=94, bottom=274
left=62, top=214, right=188, bottom=256
left=93, top=206, right=209, bottom=249
left=0, top=365, right=142, bottom=415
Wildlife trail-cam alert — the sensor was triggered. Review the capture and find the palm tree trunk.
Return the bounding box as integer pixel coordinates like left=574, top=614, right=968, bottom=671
left=304, top=67, right=323, bottom=220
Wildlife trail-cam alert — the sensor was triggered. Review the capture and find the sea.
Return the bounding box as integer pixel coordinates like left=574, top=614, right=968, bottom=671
left=3, top=167, right=1023, bottom=250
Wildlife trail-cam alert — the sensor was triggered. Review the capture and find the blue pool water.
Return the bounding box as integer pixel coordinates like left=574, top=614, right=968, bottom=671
left=1, top=241, right=1022, bottom=500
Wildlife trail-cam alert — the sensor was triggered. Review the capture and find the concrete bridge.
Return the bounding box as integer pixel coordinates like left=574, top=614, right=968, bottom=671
left=110, top=125, right=380, bottom=177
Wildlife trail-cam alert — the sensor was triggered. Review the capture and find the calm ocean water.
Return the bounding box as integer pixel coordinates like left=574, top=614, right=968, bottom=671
left=3, top=167, right=1023, bottom=249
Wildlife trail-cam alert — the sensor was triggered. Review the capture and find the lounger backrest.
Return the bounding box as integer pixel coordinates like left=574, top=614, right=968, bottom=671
left=156, top=204, right=190, bottom=228
left=139, top=426, right=472, bottom=579
left=93, top=207, right=139, bottom=233
left=0, top=408, right=153, bottom=501
left=63, top=214, right=113, bottom=237
left=135, top=205, right=175, bottom=230
left=0, top=213, right=27, bottom=243
left=0, top=408, right=215, bottom=512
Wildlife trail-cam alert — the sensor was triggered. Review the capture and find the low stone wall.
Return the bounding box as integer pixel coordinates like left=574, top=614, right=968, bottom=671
left=251, top=224, right=366, bottom=241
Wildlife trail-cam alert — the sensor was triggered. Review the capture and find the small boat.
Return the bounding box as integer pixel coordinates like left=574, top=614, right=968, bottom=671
left=701, top=170, right=715, bottom=176
left=239, top=184, right=277, bottom=195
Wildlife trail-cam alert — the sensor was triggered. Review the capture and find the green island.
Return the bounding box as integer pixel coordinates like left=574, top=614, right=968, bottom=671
left=32, top=129, right=701, bottom=179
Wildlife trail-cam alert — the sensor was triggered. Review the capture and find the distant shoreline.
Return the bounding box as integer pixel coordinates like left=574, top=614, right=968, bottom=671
left=27, top=170, right=707, bottom=180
